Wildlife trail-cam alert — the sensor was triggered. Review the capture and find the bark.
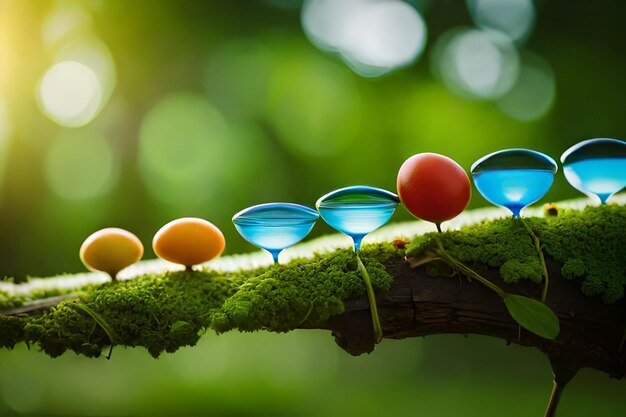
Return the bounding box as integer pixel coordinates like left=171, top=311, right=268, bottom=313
left=318, top=256, right=626, bottom=379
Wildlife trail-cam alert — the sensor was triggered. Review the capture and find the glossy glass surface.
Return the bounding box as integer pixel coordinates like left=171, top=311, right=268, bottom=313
left=316, top=186, right=400, bottom=252
left=561, top=138, right=626, bottom=204
left=471, top=149, right=557, bottom=217
left=232, top=203, right=319, bottom=263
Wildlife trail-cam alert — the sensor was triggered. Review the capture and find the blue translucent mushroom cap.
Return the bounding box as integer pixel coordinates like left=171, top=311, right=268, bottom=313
left=232, top=203, right=319, bottom=263
left=561, top=138, right=626, bottom=204
left=471, top=149, right=557, bottom=218
left=316, top=185, right=400, bottom=252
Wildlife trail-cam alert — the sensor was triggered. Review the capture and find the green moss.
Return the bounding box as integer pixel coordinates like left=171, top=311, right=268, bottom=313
left=20, top=270, right=245, bottom=358
left=0, top=316, right=25, bottom=349
left=0, top=289, right=21, bottom=310
left=408, top=217, right=545, bottom=283
left=212, top=246, right=396, bottom=333
left=561, top=259, right=586, bottom=278
left=540, top=205, right=626, bottom=303
left=407, top=204, right=626, bottom=303
left=1, top=243, right=398, bottom=358
left=1, top=204, right=624, bottom=358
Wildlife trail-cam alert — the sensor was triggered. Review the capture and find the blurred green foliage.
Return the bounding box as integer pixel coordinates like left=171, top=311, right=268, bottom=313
left=1, top=332, right=625, bottom=417
left=1, top=0, right=626, bottom=279
left=1, top=1, right=625, bottom=415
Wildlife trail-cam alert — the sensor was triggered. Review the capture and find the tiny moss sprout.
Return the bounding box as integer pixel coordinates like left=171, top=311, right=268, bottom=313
left=543, top=203, right=560, bottom=217
left=153, top=217, right=225, bottom=270
left=80, top=228, right=144, bottom=281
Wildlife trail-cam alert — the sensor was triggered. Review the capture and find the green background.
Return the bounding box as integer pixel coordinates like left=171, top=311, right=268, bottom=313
left=0, top=1, right=624, bottom=415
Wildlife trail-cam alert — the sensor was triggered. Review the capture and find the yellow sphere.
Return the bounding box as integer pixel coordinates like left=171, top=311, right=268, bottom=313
left=80, top=228, right=144, bottom=279
left=152, top=217, right=225, bottom=268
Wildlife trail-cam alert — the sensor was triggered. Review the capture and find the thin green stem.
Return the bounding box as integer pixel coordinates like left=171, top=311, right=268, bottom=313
left=356, top=254, right=383, bottom=343
left=521, top=219, right=549, bottom=302
left=545, top=358, right=579, bottom=417
left=434, top=238, right=506, bottom=298
left=75, top=302, right=118, bottom=359
left=544, top=379, right=564, bottom=417
left=295, top=300, right=315, bottom=327
left=436, top=223, right=443, bottom=233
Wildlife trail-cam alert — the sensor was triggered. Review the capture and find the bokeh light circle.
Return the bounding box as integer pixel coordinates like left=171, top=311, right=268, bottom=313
left=267, top=51, right=361, bottom=157
left=339, top=0, right=427, bottom=75
left=45, top=131, right=117, bottom=200
left=431, top=28, right=519, bottom=100
left=41, top=4, right=93, bottom=49
left=302, top=0, right=427, bottom=77
left=468, top=0, right=535, bottom=43
left=497, top=51, right=556, bottom=121
left=138, top=93, right=231, bottom=205
left=55, top=38, right=117, bottom=109
left=1, top=373, right=44, bottom=414
left=37, top=61, right=102, bottom=127
left=301, top=0, right=370, bottom=52
left=204, top=38, right=271, bottom=120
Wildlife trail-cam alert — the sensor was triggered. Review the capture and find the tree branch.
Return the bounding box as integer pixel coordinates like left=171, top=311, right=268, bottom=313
left=1, top=200, right=625, bottom=382
left=322, top=256, right=626, bottom=379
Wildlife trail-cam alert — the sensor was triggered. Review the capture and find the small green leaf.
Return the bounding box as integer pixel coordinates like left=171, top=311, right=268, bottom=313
left=503, top=294, right=560, bottom=340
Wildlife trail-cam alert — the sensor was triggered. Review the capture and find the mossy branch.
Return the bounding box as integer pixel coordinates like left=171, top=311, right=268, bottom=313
left=0, top=201, right=625, bottom=381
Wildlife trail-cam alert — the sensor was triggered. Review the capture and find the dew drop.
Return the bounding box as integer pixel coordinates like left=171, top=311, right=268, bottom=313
left=471, top=149, right=557, bottom=217
left=232, top=203, right=319, bottom=263
left=561, top=138, right=626, bottom=204
left=316, top=186, right=400, bottom=252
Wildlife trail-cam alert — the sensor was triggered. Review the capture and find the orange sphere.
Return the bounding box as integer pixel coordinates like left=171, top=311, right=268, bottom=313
left=80, top=228, right=144, bottom=279
left=397, top=153, right=471, bottom=224
left=152, top=217, right=225, bottom=268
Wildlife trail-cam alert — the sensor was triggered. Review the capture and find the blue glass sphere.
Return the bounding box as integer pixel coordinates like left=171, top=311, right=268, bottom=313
left=561, top=138, right=626, bottom=204
left=471, top=149, right=558, bottom=217
left=232, top=203, right=319, bottom=263
left=316, top=186, right=400, bottom=252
